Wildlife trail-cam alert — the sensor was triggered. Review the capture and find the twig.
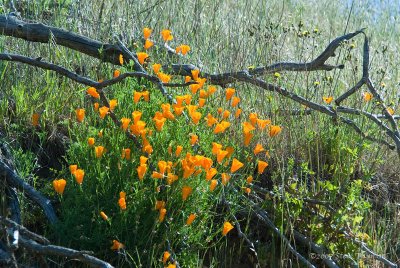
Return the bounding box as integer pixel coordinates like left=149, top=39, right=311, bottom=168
left=0, top=216, right=50, bottom=245
left=246, top=199, right=316, bottom=268
left=220, top=195, right=260, bottom=266
left=293, top=230, right=340, bottom=268
left=18, top=236, right=114, bottom=268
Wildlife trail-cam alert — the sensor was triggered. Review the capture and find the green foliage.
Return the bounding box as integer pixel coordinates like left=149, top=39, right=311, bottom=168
left=1, top=0, right=399, bottom=267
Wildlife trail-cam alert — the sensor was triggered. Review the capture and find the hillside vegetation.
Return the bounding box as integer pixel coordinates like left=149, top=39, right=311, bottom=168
left=0, top=0, right=399, bottom=267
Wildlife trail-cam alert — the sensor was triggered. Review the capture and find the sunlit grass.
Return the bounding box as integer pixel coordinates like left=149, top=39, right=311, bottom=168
left=0, top=0, right=399, bottom=267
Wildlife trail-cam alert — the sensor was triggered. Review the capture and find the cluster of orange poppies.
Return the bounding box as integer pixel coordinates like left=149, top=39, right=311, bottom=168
left=50, top=27, right=285, bottom=257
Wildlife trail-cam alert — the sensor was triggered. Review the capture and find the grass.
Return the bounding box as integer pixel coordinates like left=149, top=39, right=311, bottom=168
left=0, top=0, right=399, bottom=267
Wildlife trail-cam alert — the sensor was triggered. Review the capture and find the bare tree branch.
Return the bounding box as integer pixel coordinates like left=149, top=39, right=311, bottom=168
left=0, top=160, right=58, bottom=224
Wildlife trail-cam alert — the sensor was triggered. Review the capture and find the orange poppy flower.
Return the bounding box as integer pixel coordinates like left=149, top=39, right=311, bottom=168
left=208, top=85, right=217, bottom=95
left=53, top=179, right=66, bottom=195
left=186, top=213, right=196, bottom=225
left=212, top=142, right=223, bottom=155
left=133, top=91, right=142, bottom=103
left=121, top=148, right=131, bottom=160
left=175, top=96, right=185, bottom=107
left=205, top=113, right=218, bottom=127
left=158, top=161, right=168, bottom=174
left=222, top=221, right=234, bottom=236
left=182, top=165, right=195, bottom=179
left=143, top=27, right=152, bottom=39
left=130, top=120, right=146, bottom=135
left=137, top=164, right=147, bottom=180
left=230, top=158, right=244, bottom=173
left=98, top=130, right=103, bottom=138
left=199, top=89, right=208, bottom=98
left=99, top=106, right=109, bottom=119
left=254, top=143, right=265, bottom=155
left=159, top=208, right=167, bottom=222
left=157, top=72, right=171, bottom=83
left=210, top=179, right=218, bottom=191
left=191, top=111, right=202, bottom=125
left=323, top=96, right=333, bottom=104
left=120, top=118, right=131, bottom=131
left=119, top=54, right=124, bottom=65
left=256, top=119, right=271, bottom=129
left=75, top=109, right=85, bottom=123
left=244, top=187, right=251, bottom=194
left=176, top=44, right=191, bottom=55
left=225, top=88, right=235, bottom=101
left=172, top=104, right=185, bottom=116
left=226, top=147, right=235, bottom=158
left=182, top=186, right=192, bottom=201
left=246, top=175, right=253, bottom=184
left=87, top=137, right=95, bottom=147
left=137, top=52, right=149, bottom=65
left=161, top=103, right=175, bottom=119
left=243, top=132, right=254, bottom=146
left=363, top=92, right=373, bottom=102
left=249, top=113, right=258, bottom=126
left=231, top=96, right=240, bottom=107
left=183, top=76, right=191, bottom=84
left=153, top=63, right=161, bottom=74
left=154, top=117, right=166, bottom=132
left=190, top=83, right=201, bottom=94
left=163, top=251, right=171, bottom=264
left=214, top=121, right=231, bottom=134
left=205, top=168, right=217, bottom=180
left=87, top=87, right=100, bottom=99
left=132, top=111, right=142, bottom=123
left=109, top=99, right=118, bottom=111
left=152, top=171, right=164, bottom=179
left=269, top=125, right=282, bottom=137
left=100, top=211, right=108, bottom=221
left=387, top=107, right=395, bottom=115
left=164, top=172, right=177, bottom=184
left=161, top=29, right=173, bottom=41
left=197, top=98, right=205, bottom=108
left=190, top=134, right=198, bottom=145
left=183, top=94, right=192, bottom=105
left=140, top=156, right=148, bottom=165
left=186, top=105, right=198, bottom=116
left=73, top=169, right=85, bottom=184
left=144, top=39, right=154, bottom=49
left=155, top=200, right=165, bottom=210
left=95, top=146, right=105, bottom=158
left=143, top=140, right=153, bottom=154
left=191, top=69, right=200, bottom=80
left=113, top=69, right=121, bottom=78
left=93, top=102, right=99, bottom=111
left=243, top=121, right=256, bottom=134
left=222, top=110, right=230, bottom=119
left=111, top=240, right=124, bottom=250
left=235, top=109, right=242, bottom=118
left=258, top=160, right=268, bottom=174
left=221, top=173, right=231, bottom=185
left=69, top=164, right=78, bottom=174
left=216, top=150, right=229, bottom=163
left=201, top=157, right=213, bottom=170
left=118, top=197, right=126, bottom=210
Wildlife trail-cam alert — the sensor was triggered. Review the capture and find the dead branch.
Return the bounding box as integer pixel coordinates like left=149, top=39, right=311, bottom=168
left=0, top=14, right=125, bottom=67
left=0, top=159, right=58, bottom=224
left=18, top=237, right=114, bottom=268
left=293, top=230, right=339, bottom=268
left=0, top=216, right=114, bottom=268
left=0, top=216, right=50, bottom=245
